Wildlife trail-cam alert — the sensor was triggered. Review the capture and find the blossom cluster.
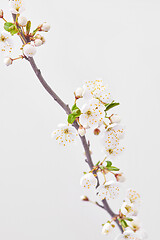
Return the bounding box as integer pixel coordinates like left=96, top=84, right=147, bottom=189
left=1, top=1, right=147, bottom=239
left=101, top=189, right=147, bottom=240
left=52, top=79, right=147, bottom=239
left=0, top=0, right=50, bottom=66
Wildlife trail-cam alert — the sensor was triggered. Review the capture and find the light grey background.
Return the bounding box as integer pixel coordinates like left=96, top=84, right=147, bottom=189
left=0, top=0, right=159, bottom=239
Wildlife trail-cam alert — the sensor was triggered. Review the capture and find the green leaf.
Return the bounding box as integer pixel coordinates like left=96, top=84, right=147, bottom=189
left=125, top=218, right=133, bottom=222
left=72, top=109, right=81, bottom=116
left=107, top=166, right=120, bottom=171
left=26, top=21, right=31, bottom=35
left=106, top=161, right=112, bottom=167
left=96, top=161, right=100, bottom=166
left=4, top=22, right=14, bottom=31
left=72, top=103, right=78, bottom=111
left=68, top=104, right=81, bottom=124
left=71, top=104, right=81, bottom=117
left=83, top=172, right=87, bottom=174
left=68, top=114, right=76, bottom=124
left=4, top=22, right=18, bottom=35
left=120, top=219, right=128, bottom=228
left=105, top=101, right=120, bottom=112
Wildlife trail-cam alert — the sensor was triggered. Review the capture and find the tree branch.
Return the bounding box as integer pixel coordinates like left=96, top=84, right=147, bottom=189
left=12, top=13, right=123, bottom=233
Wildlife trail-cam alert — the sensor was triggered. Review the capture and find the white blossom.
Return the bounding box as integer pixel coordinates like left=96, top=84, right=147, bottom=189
left=102, top=222, right=114, bottom=235
left=115, top=173, right=126, bottom=183
left=105, top=124, right=125, bottom=139
left=80, top=173, right=97, bottom=189
left=35, top=34, right=45, bottom=44
left=79, top=99, right=105, bottom=129
left=126, top=189, right=141, bottom=205
left=4, top=57, right=13, bottom=66
left=41, top=23, right=51, bottom=32
left=121, top=201, right=137, bottom=217
left=52, top=124, right=78, bottom=146
left=116, top=228, right=139, bottom=240
left=110, top=114, right=121, bottom=123
left=128, top=217, right=141, bottom=232
left=75, top=87, right=84, bottom=98
left=34, top=39, right=43, bottom=47
left=102, top=125, right=125, bottom=159
left=23, top=43, right=36, bottom=57
left=103, top=133, right=124, bottom=159
left=85, top=79, right=113, bottom=104
left=127, top=219, right=147, bottom=239
left=9, top=0, right=25, bottom=14
left=78, top=127, right=86, bottom=137
left=18, top=16, right=27, bottom=26
left=97, top=181, right=120, bottom=200
left=0, top=31, right=13, bottom=54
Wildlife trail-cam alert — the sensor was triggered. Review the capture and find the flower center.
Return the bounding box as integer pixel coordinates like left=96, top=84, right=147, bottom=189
left=132, top=224, right=139, bottom=231
left=86, top=110, right=92, bottom=116
left=16, top=6, right=20, bottom=11
left=108, top=149, right=113, bottom=154
left=0, top=35, right=6, bottom=42
left=64, top=129, right=69, bottom=134
left=125, top=205, right=132, bottom=212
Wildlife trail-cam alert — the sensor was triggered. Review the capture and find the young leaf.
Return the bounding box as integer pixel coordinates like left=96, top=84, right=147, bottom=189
left=96, top=161, right=100, bottom=166
left=26, top=21, right=31, bottom=35
left=106, top=161, right=112, bottom=167
left=125, top=218, right=133, bottom=222
left=120, top=219, right=128, bottom=228
left=107, top=166, right=120, bottom=171
left=4, top=22, right=18, bottom=35
left=72, top=108, right=81, bottom=117
left=4, top=22, right=14, bottom=31
left=72, top=103, right=78, bottom=111
left=68, top=114, right=76, bottom=124
left=105, top=101, right=120, bottom=112
left=69, top=103, right=81, bottom=119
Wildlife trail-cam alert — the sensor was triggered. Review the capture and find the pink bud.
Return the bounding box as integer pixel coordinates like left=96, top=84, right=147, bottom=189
left=0, top=9, right=3, bottom=18
left=81, top=195, right=89, bottom=201
left=94, top=128, right=101, bottom=135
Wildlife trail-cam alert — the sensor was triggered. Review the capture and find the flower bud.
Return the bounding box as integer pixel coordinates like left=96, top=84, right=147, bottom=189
left=35, top=34, right=45, bottom=44
left=75, top=87, right=83, bottom=98
left=23, top=43, right=36, bottom=57
left=94, top=128, right=100, bottom=135
left=0, top=9, right=3, bottom=18
left=4, top=57, right=13, bottom=66
left=34, top=39, right=43, bottom=47
left=102, top=223, right=113, bottom=235
left=81, top=195, right=89, bottom=201
left=115, top=173, right=126, bottom=183
left=78, top=127, right=86, bottom=137
left=110, top=114, right=121, bottom=123
left=18, top=16, right=27, bottom=26
left=41, top=23, right=51, bottom=32
left=129, top=217, right=141, bottom=231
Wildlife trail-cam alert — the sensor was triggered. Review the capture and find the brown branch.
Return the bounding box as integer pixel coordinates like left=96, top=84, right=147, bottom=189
left=12, top=13, right=123, bottom=233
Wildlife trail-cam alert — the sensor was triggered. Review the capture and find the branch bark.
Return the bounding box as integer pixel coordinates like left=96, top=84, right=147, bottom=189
left=12, top=14, right=123, bottom=233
